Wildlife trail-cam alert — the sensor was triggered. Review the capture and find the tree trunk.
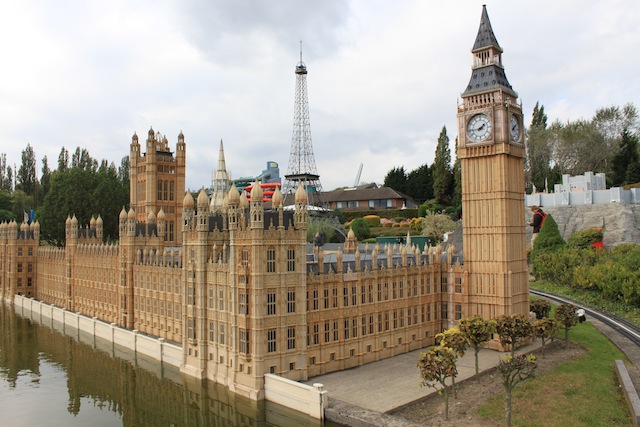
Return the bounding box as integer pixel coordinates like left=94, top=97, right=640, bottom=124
left=475, top=348, right=479, bottom=377
left=444, top=383, right=449, bottom=420
left=506, top=387, right=512, bottom=427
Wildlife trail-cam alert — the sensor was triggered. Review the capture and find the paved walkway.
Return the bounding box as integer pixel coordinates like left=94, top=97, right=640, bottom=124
left=306, top=339, right=542, bottom=414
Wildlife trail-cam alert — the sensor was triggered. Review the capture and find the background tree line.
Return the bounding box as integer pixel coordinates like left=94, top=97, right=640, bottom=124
left=382, top=102, right=640, bottom=212
left=0, top=144, right=129, bottom=245
left=383, top=126, right=461, bottom=213
left=526, top=102, right=640, bottom=192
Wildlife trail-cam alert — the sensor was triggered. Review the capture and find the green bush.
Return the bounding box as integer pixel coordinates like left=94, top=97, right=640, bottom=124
left=567, top=228, right=603, bottom=249
left=530, top=213, right=565, bottom=261
left=363, top=215, right=381, bottom=227
left=342, top=208, right=417, bottom=222
left=349, top=218, right=371, bottom=241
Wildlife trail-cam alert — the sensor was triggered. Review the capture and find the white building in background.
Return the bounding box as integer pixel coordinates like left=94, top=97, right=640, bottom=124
left=526, top=172, right=640, bottom=207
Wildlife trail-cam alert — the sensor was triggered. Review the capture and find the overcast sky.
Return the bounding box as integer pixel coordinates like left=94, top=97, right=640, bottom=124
left=1, top=1, right=639, bottom=192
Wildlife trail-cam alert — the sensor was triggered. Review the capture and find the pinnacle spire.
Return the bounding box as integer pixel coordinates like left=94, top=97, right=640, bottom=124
left=472, top=5, right=502, bottom=53
left=211, top=139, right=230, bottom=211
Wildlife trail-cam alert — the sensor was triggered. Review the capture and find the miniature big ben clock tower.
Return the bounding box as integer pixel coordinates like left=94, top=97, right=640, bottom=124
left=457, top=5, right=529, bottom=318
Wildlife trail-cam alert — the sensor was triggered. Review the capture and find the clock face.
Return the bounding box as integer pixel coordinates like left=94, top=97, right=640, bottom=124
left=467, top=114, right=492, bottom=142
left=510, top=115, right=520, bottom=142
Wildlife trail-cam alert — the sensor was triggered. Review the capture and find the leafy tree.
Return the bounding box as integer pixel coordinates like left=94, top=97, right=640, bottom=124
left=405, top=164, right=432, bottom=203
left=533, top=317, right=558, bottom=358
left=11, top=190, right=33, bottom=222
left=626, top=161, right=640, bottom=184
left=525, top=102, right=553, bottom=192
left=40, top=156, right=52, bottom=203
left=432, top=126, right=453, bottom=206
left=418, top=346, right=457, bottom=421
left=71, top=147, right=98, bottom=171
left=458, top=316, right=495, bottom=376
left=40, top=158, right=128, bottom=245
left=383, top=166, right=407, bottom=194
left=436, top=327, right=468, bottom=398
left=451, top=138, right=462, bottom=210
left=348, top=218, right=370, bottom=241
left=16, top=143, right=38, bottom=197
left=0, top=191, right=14, bottom=221
left=495, top=314, right=533, bottom=357
left=57, top=147, right=69, bottom=171
left=529, top=299, right=551, bottom=320
left=554, top=303, right=578, bottom=346
left=0, top=153, right=11, bottom=192
left=499, top=354, right=537, bottom=427
left=611, top=128, right=640, bottom=186
left=421, top=212, right=456, bottom=243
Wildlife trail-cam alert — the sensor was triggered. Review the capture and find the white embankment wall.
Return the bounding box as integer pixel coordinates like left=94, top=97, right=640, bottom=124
left=264, top=373, right=327, bottom=420
left=13, top=295, right=183, bottom=368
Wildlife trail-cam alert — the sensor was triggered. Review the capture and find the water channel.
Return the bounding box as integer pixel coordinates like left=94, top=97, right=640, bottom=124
left=0, top=303, right=341, bottom=426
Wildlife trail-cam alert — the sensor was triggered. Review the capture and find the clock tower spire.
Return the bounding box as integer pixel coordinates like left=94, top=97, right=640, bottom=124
left=457, top=6, right=528, bottom=319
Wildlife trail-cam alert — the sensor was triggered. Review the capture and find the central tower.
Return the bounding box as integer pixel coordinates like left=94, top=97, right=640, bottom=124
left=282, top=43, right=325, bottom=206
left=457, top=6, right=529, bottom=318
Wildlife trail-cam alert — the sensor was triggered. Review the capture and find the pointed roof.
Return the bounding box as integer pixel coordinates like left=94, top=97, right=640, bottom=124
left=472, top=5, right=502, bottom=53
left=217, top=139, right=226, bottom=172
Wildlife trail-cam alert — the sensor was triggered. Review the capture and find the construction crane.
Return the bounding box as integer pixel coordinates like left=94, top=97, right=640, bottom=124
left=353, top=163, right=363, bottom=187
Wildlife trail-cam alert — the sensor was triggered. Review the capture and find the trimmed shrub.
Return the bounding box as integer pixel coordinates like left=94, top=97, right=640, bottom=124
left=349, top=218, right=371, bottom=240
left=530, top=213, right=565, bottom=261
left=363, top=215, right=381, bottom=227
left=567, top=228, right=603, bottom=249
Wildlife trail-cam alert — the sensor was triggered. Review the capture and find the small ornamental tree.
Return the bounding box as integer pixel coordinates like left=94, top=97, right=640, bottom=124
left=348, top=218, right=371, bottom=241
left=499, top=354, right=537, bottom=427
left=533, top=317, right=559, bottom=358
left=417, top=346, right=457, bottom=421
left=495, top=314, right=534, bottom=357
left=530, top=213, right=565, bottom=262
left=529, top=299, right=551, bottom=320
left=458, top=316, right=496, bottom=376
left=555, top=303, right=578, bottom=346
left=436, top=327, right=469, bottom=398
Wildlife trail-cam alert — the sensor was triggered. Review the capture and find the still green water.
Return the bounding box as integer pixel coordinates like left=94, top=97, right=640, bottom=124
left=0, top=303, right=339, bottom=427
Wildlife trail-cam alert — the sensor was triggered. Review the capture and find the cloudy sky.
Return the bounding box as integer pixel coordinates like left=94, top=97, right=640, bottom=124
left=1, top=1, right=639, bottom=192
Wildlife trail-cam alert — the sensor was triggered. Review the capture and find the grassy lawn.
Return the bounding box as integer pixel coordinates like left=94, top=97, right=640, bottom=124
left=476, top=321, right=632, bottom=426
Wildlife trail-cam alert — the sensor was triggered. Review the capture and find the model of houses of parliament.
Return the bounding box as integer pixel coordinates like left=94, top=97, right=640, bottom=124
left=0, top=6, right=529, bottom=400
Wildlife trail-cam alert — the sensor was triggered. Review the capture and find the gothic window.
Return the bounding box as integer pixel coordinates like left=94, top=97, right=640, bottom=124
left=312, top=324, right=319, bottom=345
left=163, top=181, right=168, bottom=201
left=287, top=327, right=295, bottom=350
left=218, top=289, right=224, bottom=311
left=455, top=277, right=463, bottom=293
left=267, top=291, right=276, bottom=315
left=239, top=292, right=249, bottom=315
left=324, top=322, right=330, bottom=343
left=158, top=181, right=163, bottom=200
left=344, top=319, right=349, bottom=339
left=209, top=321, right=215, bottom=342
left=240, top=329, right=250, bottom=354
left=312, top=289, right=318, bottom=311
left=267, top=329, right=277, bottom=352
left=219, top=324, right=225, bottom=345
left=287, top=290, right=295, bottom=313
left=266, top=247, right=276, bottom=273
left=441, top=303, right=448, bottom=321
left=323, top=289, right=329, bottom=309
left=343, top=286, right=348, bottom=307
left=169, top=181, right=174, bottom=201
left=241, top=249, right=249, bottom=267
left=169, top=221, right=174, bottom=242
left=441, top=276, right=448, bottom=292
left=455, top=304, right=463, bottom=320
left=17, top=263, right=22, bottom=273
left=187, top=318, right=195, bottom=339
left=287, top=248, right=295, bottom=271
left=17, top=247, right=22, bottom=256
left=332, top=321, right=338, bottom=341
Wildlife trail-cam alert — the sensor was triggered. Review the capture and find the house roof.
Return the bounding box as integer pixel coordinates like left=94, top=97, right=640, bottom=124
left=322, top=186, right=418, bottom=206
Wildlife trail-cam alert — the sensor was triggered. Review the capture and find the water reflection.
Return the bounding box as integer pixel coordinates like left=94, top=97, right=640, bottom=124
left=0, top=303, right=337, bottom=426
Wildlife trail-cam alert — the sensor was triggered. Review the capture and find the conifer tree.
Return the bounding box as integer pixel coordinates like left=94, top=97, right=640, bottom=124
left=432, top=126, right=452, bottom=206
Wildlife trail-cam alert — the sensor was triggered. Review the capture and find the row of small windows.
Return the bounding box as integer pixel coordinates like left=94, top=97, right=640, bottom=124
left=307, top=277, right=462, bottom=311
left=335, top=199, right=394, bottom=209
